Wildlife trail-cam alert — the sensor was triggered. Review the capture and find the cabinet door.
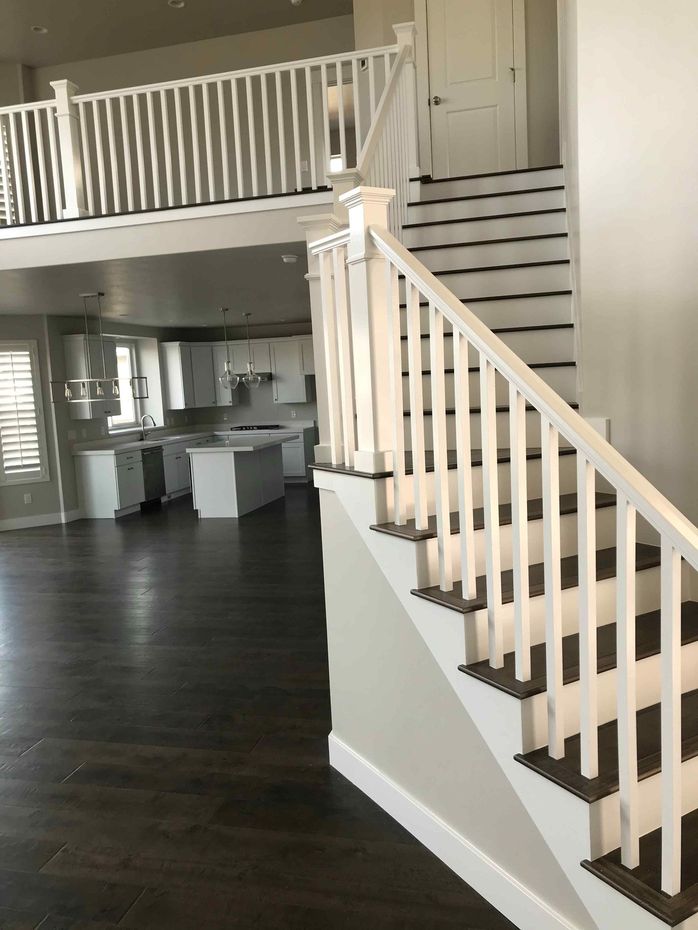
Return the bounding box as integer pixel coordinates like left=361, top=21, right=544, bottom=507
left=231, top=343, right=271, bottom=374
left=300, top=339, right=315, bottom=375
left=271, top=342, right=308, bottom=404
left=190, top=345, right=217, bottom=409
left=116, top=462, right=145, bottom=509
left=163, top=454, right=182, bottom=493
left=180, top=346, right=195, bottom=408
left=212, top=346, right=239, bottom=407
left=178, top=453, right=191, bottom=490
left=281, top=443, right=305, bottom=477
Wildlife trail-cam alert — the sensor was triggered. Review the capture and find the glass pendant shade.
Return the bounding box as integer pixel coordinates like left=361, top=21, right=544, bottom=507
left=96, top=381, right=104, bottom=397
left=243, top=362, right=261, bottom=389
left=113, top=379, right=120, bottom=397
left=219, top=359, right=239, bottom=391
left=64, top=382, right=73, bottom=400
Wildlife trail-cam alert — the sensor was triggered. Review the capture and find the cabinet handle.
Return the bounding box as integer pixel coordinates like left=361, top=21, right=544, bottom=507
left=127, top=466, right=134, bottom=471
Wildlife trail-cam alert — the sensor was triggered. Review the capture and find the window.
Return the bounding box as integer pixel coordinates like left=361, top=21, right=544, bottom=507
left=0, top=341, right=49, bottom=485
left=108, top=343, right=139, bottom=430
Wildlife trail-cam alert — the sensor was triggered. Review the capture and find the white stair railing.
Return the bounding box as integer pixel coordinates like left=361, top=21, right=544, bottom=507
left=0, top=100, right=63, bottom=225
left=310, top=187, right=698, bottom=900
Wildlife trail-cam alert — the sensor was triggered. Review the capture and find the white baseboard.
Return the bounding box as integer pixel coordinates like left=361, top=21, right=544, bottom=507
left=0, top=508, right=82, bottom=532
left=329, top=733, right=582, bottom=930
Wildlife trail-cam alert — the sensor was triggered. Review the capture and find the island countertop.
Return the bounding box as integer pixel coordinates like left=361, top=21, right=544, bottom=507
left=185, top=438, right=288, bottom=454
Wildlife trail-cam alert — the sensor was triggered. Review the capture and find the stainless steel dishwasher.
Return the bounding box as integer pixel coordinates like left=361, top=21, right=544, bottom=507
left=141, top=446, right=166, bottom=502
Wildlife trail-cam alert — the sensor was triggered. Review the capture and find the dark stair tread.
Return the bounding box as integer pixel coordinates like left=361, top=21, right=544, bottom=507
left=402, top=401, right=580, bottom=417
left=311, top=445, right=577, bottom=481
left=515, top=684, right=698, bottom=804
left=399, top=259, right=570, bottom=278
left=408, top=186, right=565, bottom=207
left=400, top=321, right=574, bottom=338
left=464, top=601, right=698, bottom=700
left=409, top=232, right=569, bottom=252
left=410, top=165, right=563, bottom=184
left=403, top=208, right=566, bottom=230
left=371, top=491, right=615, bottom=542
left=582, top=806, right=698, bottom=926
left=412, top=543, right=661, bottom=616
left=407, top=361, right=576, bottom=377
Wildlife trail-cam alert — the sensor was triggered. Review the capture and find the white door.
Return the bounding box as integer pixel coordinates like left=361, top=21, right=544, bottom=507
left=426, top=0, right=524, bottom=177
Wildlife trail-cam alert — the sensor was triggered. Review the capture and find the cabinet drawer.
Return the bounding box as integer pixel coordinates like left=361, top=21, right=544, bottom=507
left=116, top=462, right=145, bottom=509
left=114, top=450, right=142, bottom=468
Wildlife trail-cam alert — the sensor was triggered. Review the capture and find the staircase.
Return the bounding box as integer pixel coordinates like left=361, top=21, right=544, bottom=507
left=310, top=131, right=698, bottom=929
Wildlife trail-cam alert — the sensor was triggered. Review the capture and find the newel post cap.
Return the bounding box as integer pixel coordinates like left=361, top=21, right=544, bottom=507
left=393, top=22, right=417, bottom=48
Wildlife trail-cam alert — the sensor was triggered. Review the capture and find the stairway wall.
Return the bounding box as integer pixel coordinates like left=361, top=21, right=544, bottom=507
left=559, top=0, right=698, bottom=523
left=320, top=485, right=596, bottom=930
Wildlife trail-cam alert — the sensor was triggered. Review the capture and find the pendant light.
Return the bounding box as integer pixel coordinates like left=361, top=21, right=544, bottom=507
left=241, top=312, right=261, bottom=389
left=218, top=307, right=239, bottom=391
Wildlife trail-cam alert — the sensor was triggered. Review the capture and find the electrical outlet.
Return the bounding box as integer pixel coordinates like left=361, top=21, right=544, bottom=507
left=290, top=409, right=296, bottom=418
left=23, top=493, right=32, bottom=505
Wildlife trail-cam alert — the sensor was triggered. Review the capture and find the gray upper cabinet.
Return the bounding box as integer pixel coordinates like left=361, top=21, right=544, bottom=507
left=161, top=343, right=195, bottom=409
left=271, top=341, right=313, bottom=404
left=231, top=342, right=271, bottom=375
left=190, top=345, right=217, bottom=408
left=300, top=338, right=315, bottom=375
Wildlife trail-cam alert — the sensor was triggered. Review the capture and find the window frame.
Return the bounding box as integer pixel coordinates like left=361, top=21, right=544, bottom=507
left=108, top=340, right=141, bottom=433
left=0, top=339, right=50, bottom=487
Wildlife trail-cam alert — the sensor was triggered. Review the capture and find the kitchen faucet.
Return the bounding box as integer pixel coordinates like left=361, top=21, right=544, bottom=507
left=140, top=413, right=157, bottom=441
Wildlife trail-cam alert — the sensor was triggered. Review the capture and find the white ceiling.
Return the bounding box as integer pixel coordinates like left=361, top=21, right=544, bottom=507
left=0, top=243, right=310, bottom=328
left=0, top=0, right=353, bottom=68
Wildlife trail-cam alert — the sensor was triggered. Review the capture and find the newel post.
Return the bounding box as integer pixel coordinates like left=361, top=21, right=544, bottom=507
left=341, top=185, right=395, bottom=474
left=393, top=22, right=420, bottom=178
left=50, top=79, right=87, bottom=219
left=298, top=212, right=344, bottom=464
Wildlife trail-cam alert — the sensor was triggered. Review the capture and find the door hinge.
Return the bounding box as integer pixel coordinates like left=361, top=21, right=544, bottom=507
left=510, top=66, right=517, bottom=83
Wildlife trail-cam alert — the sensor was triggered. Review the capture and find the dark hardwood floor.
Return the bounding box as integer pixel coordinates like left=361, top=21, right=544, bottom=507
left=0, top=488, right=517, bottom=930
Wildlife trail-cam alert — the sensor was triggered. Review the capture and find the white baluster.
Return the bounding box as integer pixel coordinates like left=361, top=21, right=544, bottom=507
left=406, top=281, right=428, bottom=529
left=661, top=538, right=682, bottom=895
left=105, top=97, right=121, bottom=213
left=216, top=80, right=230, bottom=201
left=542, top=416, right=564, bottom=754
left=32, top=110, right=50, bottom=222
left=275, top=70, right=288, bottom=193
left=336, top=60, right=347, bottom=171
left=617, top=493, right=639, bottom=868
left=231, top=78, right=244, bottom=197
left=319, top=64, right=331, bottom=186
left=332, top=245, right=357, bottom=467
left=304, top=66, right=317, bottom=191
left=159, top=90, right=174, bottom=206
left=92, top=100, right=108, bottom=213
left=20, top=110, right=38, bottom=222
left=290, top=69, right=302, bottom=191
left=46, top=107, right=62, bottom=217
left=245, top=75, right=258, bottom=197
left=578, top=454, right=599, bottom=778
left=453, top=332, right=477, bottom=599
left=480, top=357, right=503, bottom=666
left=174, top=87, right=188, bottom=204
left=201, top=82, right=215, bottom=201
left=119, top=96, right=134, bottom=212
left=261, top=73, right=273, bottom=194
left=146, top=91, right=160, bottom=209
left=7, top=113, right=25, bottom=223
left=368, top=54, right=377, bottom=118
left=319, top=250, right=343, bottom=465
left=351, top=57, right=363, bottom=153
left=77, top=101, right=94, bottom=215
left=386, top=261, right=406, bottom=525
left=510, top=384, right=530, bottom=681
left=188, top=84, right=202, bottom=203
left=132, top=95, right=147, bottom=209
left=429, top=304, right=453, bottom=591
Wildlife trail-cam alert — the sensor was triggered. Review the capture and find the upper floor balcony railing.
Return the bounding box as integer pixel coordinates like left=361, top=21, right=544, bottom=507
left=0, top=40, right=404, bottom=227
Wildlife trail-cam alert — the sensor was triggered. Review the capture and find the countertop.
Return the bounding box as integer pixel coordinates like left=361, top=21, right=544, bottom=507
left=186, top=438, right=288, bottom=454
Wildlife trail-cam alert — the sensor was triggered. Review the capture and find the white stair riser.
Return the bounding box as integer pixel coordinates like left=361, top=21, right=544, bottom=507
left=399, top=262, right=571, bottom=302
left=591, top=753, right=698, bottom=858
left=400, top=295, right=573, bottom=332
left=403, top=210, right=567, bottom=248
left=402, top=366, right=577, bottom=409
left=391, top=452, right=578, bottom=517
left=407, top=188, right=566, bottom=223
left=462, top=566, right=661, bottom=665
left=522, top=639, right=698, bottom=752
left=404, top=409, right=575, bottom=452
left=411, top=235, right=570, bottom=270
left=401, top=326, right=575, bottom=368
left=409, top=168, right=564, bottom=200
left=414, top=505, right=617, bottom=587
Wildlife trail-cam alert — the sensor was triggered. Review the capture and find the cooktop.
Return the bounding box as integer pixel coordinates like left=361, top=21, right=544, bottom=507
left=231, top=425, right=282, bottom=431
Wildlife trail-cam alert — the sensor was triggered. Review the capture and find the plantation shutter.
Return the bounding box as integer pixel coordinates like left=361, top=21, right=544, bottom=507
left=0, top=343, right=47, bottom=482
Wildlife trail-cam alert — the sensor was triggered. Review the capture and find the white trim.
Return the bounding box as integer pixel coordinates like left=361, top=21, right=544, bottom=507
left=0, top=508, right=82, bottom=532
left=329, top=733, right=583, bottom=930
left=0, top=339, right=50, bottom=486
left=0, top=189, right=334, bottom=242
left=413, top=0, right=432, bottom=178
left=512, top=0, right=529, bottom=169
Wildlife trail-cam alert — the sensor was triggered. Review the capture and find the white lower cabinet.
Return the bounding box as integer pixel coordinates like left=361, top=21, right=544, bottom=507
left=163, top=443, right=190, bottom=494
left=116, top=461, right=145, bottom=509
left=281, top=443, right=305, bottom=477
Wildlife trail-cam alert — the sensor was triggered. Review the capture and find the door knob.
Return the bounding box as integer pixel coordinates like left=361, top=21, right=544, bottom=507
left=431, top=95, right=442, bottom=106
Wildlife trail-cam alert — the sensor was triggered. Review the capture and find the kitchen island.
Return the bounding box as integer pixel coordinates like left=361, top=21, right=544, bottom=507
left=187, top=437, right=286, bottom=518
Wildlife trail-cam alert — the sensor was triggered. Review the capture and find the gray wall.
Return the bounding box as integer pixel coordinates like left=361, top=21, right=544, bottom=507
left=560, top=0, right=698, bottom=523
left=525, top=0, right=560, bottom=166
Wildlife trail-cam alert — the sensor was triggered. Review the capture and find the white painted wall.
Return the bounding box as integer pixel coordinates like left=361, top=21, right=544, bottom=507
left=320, top=486, right=596, bottom=929
left=29, top=15, right=356, bottom=100
left=525, top=0, right=560, bottom=166
left=353, top=0, right=415, bottom=48
left=560, top=0, right=698, bottom=523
